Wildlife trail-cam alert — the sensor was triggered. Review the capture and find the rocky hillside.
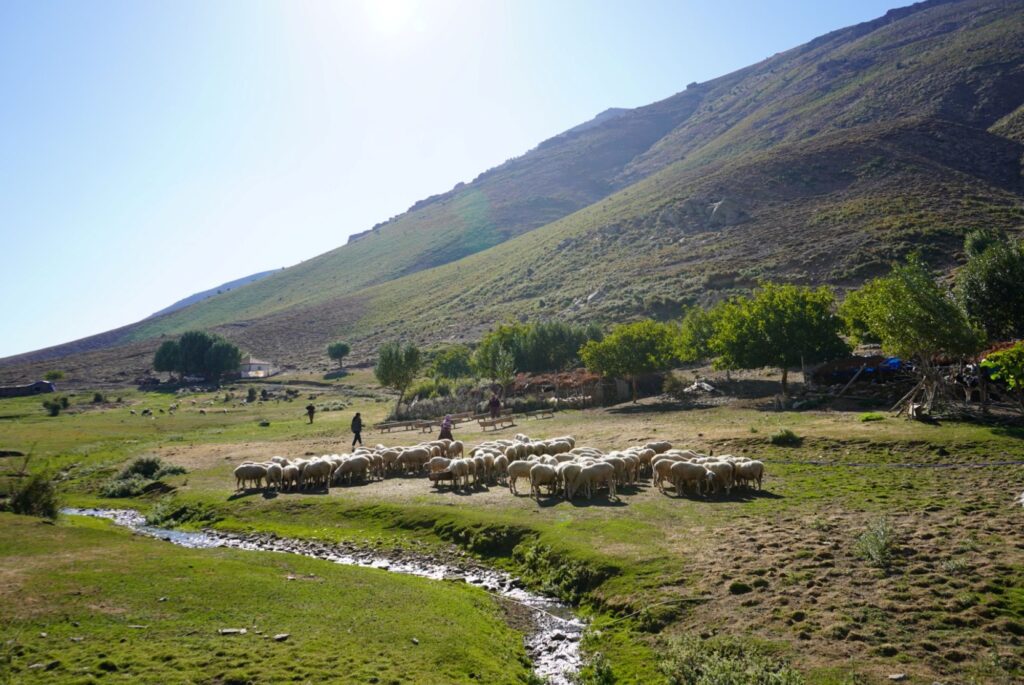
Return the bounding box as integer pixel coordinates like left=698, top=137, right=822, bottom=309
left=3, top=0, right=1023, bottom=384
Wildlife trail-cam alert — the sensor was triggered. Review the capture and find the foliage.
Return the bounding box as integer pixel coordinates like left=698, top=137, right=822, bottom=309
left=710, top=284, right=849, bottom=394
left=581, top=320, right=678, bottom=401
left=859, top=412, right=884, bottom=422
left=92, top=392, right=105, bottom=403
left=99, top=475, right=150, bottom=498
left=41, top=399, right=62, bottom=417
left=475, top=321, right=602, bottom=376
left=327, top=341, right=352, bottom=367
left=153, top=331, right=241, bottom=382
left=473, top=340, right=517, bottom=388
left=574, top=652, right=617, bottom=685
left=177, top=330, right=217, bottom=376
left=153, top=340, right=181, bottom=376
left=43, top=370, right=64, bottom=382
left=982, top=342, right=1024, bottom=413
left=374, top=342, right=422, bottom=412
left=204, top=341, right=243, bottom=383
left=955, top=238, right=1024, bottom=341
left=840, top=258, right=984, bottom=362
left=963, top=227, right=1006, bottom=259
left=5, top=472, right=60, bottom=520
left=100, top=457, right=186, bottom=497
left=677, top=306, right=721, bottom=363
left=407, top=377, right=452, bottom=401
left=658, top=635, right=805, bottom=685
left=768, top=429, right=802, bottom=446
left=855, top=518, right=899, bottom=571
left=431, top=345, right=473, bottom=379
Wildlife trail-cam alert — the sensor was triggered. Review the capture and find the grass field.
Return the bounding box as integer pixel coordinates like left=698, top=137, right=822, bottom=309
left=2, top=375, right=1023, bottom=684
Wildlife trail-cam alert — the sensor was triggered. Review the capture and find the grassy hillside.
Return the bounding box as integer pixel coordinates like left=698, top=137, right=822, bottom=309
left=2, top=0, right=1023, bottom=383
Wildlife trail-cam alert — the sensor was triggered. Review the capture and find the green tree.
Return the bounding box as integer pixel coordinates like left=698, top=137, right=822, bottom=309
left=374, top=342, right=422, bottom=414
left=580, top=320, right=678, bottom=402
left=955, top=238, right=1024, bottom=341
left=982, top=342, right=1024, bottom=414
left=676, top=305, right=720, bottom=363
left=711, top=284, right=849, bottom=395
left=203, top=340, right=242, bottom=384
left=153, top=340, right=181, bottom=377
left=432, top=345, right=473, bottom=379
left=840, top=257, right=984, bottom=412
left=177, top=331, right=216, bottom=377
left=327, top=341, right=352, bottom=368
left=43, top=370, right=63, bottom=382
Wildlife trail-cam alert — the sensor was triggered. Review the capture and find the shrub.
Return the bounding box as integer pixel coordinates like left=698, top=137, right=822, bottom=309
left=246, top=387, right=257, bottom=403
left=6, top=472, right=60, bottom=519
left=855, top=518, right=899, bottom=571
left=100, top=475, right=149, bottom=498
left=769, top=429, right=802, bottom=446
left=859, top=412, right=884, bottom=422
left=574, top=652, right=616, bottom=685
left=728, top=581, right=753, bottom=595
left=42, top=400, right=61, bottom=417
left=43, top=370, right=64, bottom=381
left=658, top=634, right=805, bottom=685
left=92, top=392, right=105, bottom=403
left=59, top=396, right=70, bottom=409
left=119, top=456, right=165, bottom=480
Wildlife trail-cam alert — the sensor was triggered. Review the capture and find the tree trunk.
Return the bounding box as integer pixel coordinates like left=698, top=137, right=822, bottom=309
left=631, top=377, right=638, bottom=403
left=780, top=368, right=789, bottom=397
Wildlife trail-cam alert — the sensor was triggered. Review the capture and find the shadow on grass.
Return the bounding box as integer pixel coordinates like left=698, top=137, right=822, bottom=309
left=323, top=370, right=349, bottom=380
left=664, top=488, right=784, bottom=502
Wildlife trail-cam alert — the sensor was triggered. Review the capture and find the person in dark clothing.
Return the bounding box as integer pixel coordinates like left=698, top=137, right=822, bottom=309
left=488, top=394, right=501, bottom=419
left=351, top=412, right=363, bottom=448
left=438, top=414, right=454, bottom=441
left=305, top=403, right=316, bottom=424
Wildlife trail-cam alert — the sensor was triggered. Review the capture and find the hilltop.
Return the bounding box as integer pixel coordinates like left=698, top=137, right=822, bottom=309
left=2, top=0, right=1023, bottom=383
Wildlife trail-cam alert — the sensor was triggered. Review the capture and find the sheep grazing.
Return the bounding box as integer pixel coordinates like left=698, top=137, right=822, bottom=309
left=529, top=464, right=558, bottom=499
left=506, top=460, right=534, bottom=495
left=234, top=463, right=268, bottom=490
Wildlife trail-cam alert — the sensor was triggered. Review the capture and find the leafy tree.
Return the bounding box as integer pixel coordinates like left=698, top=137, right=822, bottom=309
left=203, top=340, right=242, bottom=384
left=676, top=305, right=720, bottom=363
left=327, top=341, right=352, bottom=368
left=840, top=257, right=984, bottom=412
left=153, top=340, right=181, bottom=377
left=374, top=342, right=422, bottom=413
left=475, top=321, right=601, bottom=374
left=841, top=258, right=983, bottom=360
left=177, top=330, right=216, bottom=377
left=955, top=238, right=1024, bottom=341
left=43, top=370, right=63, bottom=382
left=711, top=284, right=849, bottom=395
left=432, top=345, right=473, bottom=379
left=982, top=342, right=1024, bottom=414
left=581, top=320, right=678, bottom=402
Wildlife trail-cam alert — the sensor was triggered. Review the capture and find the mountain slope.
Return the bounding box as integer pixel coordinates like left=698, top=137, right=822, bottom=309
left=148, top=269, right=280, bottom=319
left=3, top=0, right=1023, bottom=383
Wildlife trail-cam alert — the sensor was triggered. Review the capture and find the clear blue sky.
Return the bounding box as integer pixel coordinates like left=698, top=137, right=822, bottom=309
left=0, top=0, right=908, bottom=359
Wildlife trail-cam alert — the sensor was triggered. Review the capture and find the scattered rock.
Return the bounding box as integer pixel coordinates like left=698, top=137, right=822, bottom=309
left=158, top=597, right=168, bottom=602
left=38, top=632, right=47, bottom=638
left=128, top=625, right=147, bottom=629
left=889, top=676, right=907, bottom=682
left=69, top=637, right=83, bottom=643
left=411, top=638, right=419, bottom=645
left=273, top=633, right=289, bottom=641
left=218, top=628, right=247, bottom=636
left=551, top=632, right=567, bottom=641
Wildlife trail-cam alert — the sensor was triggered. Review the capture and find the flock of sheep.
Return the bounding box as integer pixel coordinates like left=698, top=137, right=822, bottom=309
left=232, top=433, right=766, bottom=501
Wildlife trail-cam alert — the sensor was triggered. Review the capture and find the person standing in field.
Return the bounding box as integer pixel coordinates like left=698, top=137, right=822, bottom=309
left=488, top=394, right=501, bottom=419
left=351, top=412, right=363, bottom=448
left=306, top=403, right=316, bottom=424
left=439, top=414, right=454, bottom=441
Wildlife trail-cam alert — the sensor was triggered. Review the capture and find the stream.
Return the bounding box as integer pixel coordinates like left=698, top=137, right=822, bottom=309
left=63, top=508, right=586, bottom=684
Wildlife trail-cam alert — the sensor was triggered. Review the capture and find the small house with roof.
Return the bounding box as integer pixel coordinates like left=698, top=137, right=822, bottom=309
left=239, top=356, right=275, bottom=379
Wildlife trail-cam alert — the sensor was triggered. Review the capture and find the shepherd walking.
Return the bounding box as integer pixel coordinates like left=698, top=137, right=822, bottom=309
left=351, top=412, right=363, bottom=448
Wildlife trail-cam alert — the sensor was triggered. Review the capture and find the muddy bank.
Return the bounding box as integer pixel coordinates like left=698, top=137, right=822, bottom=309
left=63, top=508, right=585, bottom=684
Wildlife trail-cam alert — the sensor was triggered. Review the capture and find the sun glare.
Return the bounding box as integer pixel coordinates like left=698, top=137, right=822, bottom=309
left=363, top=0, right=423, bottom=37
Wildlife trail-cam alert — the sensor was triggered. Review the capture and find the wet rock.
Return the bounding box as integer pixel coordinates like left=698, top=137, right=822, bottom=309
left=551, top=632, right=567, bottom=641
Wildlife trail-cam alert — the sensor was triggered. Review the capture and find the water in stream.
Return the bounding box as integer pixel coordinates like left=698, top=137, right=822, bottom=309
left=63, top=508, right=586, bottom=684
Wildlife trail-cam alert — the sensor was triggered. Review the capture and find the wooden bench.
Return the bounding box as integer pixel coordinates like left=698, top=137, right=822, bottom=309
left=374, top=420, right=422, bottom=434
left=477, top=416, right=515, bottom=431
left=525, top=408, right=555, bottom=420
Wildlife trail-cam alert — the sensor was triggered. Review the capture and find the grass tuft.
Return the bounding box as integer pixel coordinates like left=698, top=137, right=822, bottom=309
left=858, top=412, right=885, bottom=422
left=769, top=429, right=802, bottom=446
left=658, top=634, right=804, bottom=685
left=855, top=517, right=900, bottom=571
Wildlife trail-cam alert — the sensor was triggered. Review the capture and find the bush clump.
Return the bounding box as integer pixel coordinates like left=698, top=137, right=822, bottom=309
left=658, top=634, right=805, bottom=685
left=5, top=472, right=61, bottom=519
left=859, top=412, right=884, bottom=422
left=855, top=517, right=900, bottom=571
left=101, top=457, right=187, bottom=498
left=41, top=399, right=62, bottom=417
left=769, top=428, right=802, bottom=446
left=573, top=652, right=616, bottom=685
